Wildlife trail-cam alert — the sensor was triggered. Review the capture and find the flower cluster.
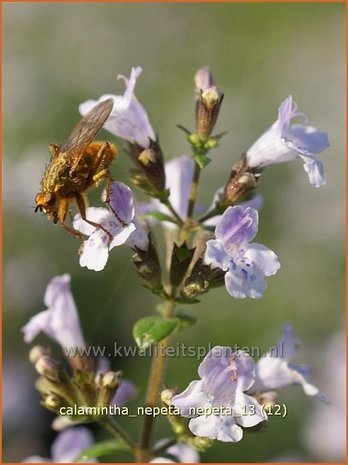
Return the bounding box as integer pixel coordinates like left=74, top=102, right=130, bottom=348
left=24, top=65, right=330, bottom=462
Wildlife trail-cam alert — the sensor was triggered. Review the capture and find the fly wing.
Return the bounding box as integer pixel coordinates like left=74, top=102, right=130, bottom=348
left=60, top=98, right=114, bottom=171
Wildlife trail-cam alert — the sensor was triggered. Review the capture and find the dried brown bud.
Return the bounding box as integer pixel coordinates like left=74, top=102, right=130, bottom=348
left=223, top=154, right=260, bottom=205
left=129, top=139, right=165, bottom=192
left=196, top=86, right=224, bottom=137
left=182, top=275, right=209, bottom=299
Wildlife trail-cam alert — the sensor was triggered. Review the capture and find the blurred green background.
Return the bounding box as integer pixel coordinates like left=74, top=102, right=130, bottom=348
left=3, top=2, right=345, bottom=462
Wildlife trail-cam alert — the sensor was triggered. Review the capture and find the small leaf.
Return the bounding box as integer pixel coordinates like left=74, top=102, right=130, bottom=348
left=133, top=317, right=178, bottom=349
left=76, top=439, right=131, bottom=461
left=194, top=153, right=211, bottom=168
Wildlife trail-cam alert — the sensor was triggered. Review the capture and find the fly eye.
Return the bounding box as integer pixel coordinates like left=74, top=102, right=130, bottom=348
left=44, top=192, right=56, bottom=206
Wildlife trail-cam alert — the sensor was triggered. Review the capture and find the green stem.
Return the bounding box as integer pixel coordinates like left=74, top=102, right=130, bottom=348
left=136, top=299, right=176, bottom=462
left=187, top=162, right=201, bottom=218
left=162, top=198, right=184, bottom=226
left=99, top=416, right=135, bottom=451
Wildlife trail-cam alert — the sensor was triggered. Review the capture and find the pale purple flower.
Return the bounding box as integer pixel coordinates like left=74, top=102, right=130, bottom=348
left=246, top=95, right=329, bottom=187
left=172, top=347, right=266, bottom=443
left=151, top=441, right=199, bottom=463
left=249, top=325, right=320, bottom=397
left=21, top=274, right=85, bottom=350
left=22, top=427, right=95, bottom=462
left=111, top=379, right=137, bottom=407
left=73, top=182, right=149, bottom=271
left=204, top=206, right=280, bottom=298
left=79, top=66, right=155, bottom=148
left=195, top=66, right=215, bottom=92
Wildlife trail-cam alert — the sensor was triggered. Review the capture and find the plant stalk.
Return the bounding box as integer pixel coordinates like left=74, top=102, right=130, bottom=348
left=136, top=300, right=176, bottom=462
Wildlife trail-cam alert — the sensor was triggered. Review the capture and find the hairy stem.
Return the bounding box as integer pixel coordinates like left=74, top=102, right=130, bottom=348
left=187, top=162, right=201, bottom=218
left=136, top=299, right=176, bottom=462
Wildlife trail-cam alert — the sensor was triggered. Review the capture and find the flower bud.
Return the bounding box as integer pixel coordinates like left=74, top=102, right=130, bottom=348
left=195, top=66, right=215, bottom=93
left=190, top=435, right=213, bottom=451
left=129, top=139, right=166, bottom=193
left=44, top=393, right=63, bottom=410
left=35, top=355, right=60, bottom=382
left=223, top=154, right=260, bottom=205
left=102, top=370, right=122, bottom=389
left=196, top=86, right=224, bottom=137
left=182, top=275, right=209, bottom=299
left=29, top=345, right=51, bottom=365
left=97, top=371, right=123, bottom=407
left=160, top=388, right=176, bottom=406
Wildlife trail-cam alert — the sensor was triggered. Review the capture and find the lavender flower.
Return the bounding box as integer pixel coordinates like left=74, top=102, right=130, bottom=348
left=22, top=427, right=95, bottom=462
left=79, top=67, right=155, bottom=148
left=172, top=347, right=266, bottom=442
left=73, top=182, right=149, bottom=271
left=249, top=325, right=320, bottom=397
left=111, top=379, right=137, bottom=407
left=246, top=96, right=329, bottom=187
left=22, top=274, right=85, bottom=350
left=151, top=442, right=199, bottom=463
left=204, top=206, right=280, bottom=298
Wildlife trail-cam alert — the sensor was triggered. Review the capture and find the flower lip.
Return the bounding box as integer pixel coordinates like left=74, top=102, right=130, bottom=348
left=79, top=66, right=155, bottom=148
left=204, top=206, right=280, bottom=299
left=245, top=95, right=329, bottom=187
left=172, top=346, right=265, bottom=443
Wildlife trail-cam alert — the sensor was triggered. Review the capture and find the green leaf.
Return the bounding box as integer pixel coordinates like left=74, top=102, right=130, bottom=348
left=133, top=317, right=178, bottom=349
left=194, top=153, right=211, bottom=168
left=175, top=309, right=197, bottom=329
left=76, top=439, right=131, bottom=461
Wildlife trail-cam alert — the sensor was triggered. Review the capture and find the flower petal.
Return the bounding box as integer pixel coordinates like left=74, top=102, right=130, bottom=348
left=165, top=155, right=194, bottom=221
left=204, top=239, right=230, bottom=271
left=111, top=379, right=137, bottom=406
left=79, top=67, right=155, bottom=148
left=284, top=124, right=329, bottom=155
left=302, top=158, right=326, bottom=187
left=165, top=443, right=199, bottom=463
left=79, top=232, right=110, bottom=271
left=109, top=182, right=135, bottom=224
left=244, top=243, right=280, bottom=277
left=215, top=206, right=258, bottom=247
left=22, top=275, right=85, bottom=349
left=189, top=414, right=243, bottom=442
left=73, top=208, right=112, bottom=235
left=224, top=267, right=267, bottom=299
left=51, top=427, right=94, bottom=462
left=233, top=391, right=266, bottom=427
left=171, top=380, right=209, bottom=417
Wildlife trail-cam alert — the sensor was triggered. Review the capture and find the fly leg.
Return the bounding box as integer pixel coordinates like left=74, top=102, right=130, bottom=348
left=92, top=144, right=128, bottom=227
left=75, top=191, right=113, bottom=244
left=57, top=198, right=85, bottom=248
